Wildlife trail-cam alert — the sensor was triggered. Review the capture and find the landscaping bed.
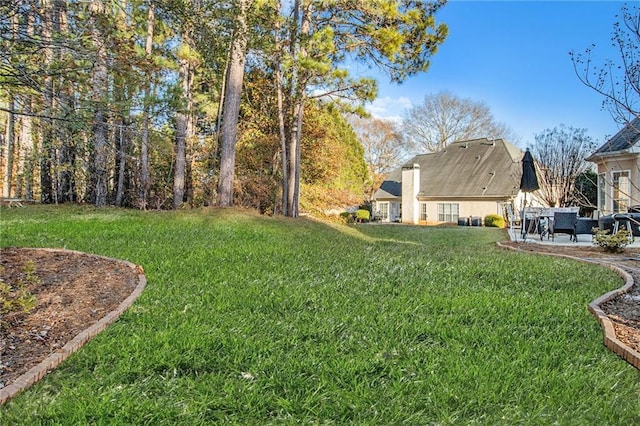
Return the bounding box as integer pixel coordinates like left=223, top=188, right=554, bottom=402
left=0, top=248, right=140, bottom=390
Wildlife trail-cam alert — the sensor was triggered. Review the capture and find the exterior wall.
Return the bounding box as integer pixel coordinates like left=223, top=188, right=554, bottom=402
left=401, top=164, right=420, bottom=224
left=419, top=199, right=507, bottom=224
left=593, top=154, right=640, bottom=214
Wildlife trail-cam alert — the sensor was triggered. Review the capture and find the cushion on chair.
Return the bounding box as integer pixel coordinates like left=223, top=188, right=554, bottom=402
left=575, top=218, right=598, bottom=235
left=552, top=212, right=578, bottom=241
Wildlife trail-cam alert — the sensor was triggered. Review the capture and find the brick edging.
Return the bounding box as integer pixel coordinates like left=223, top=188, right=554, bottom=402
left=496, top=241, right=640, bottom=369
left=0, top=249, right=147, bottom=405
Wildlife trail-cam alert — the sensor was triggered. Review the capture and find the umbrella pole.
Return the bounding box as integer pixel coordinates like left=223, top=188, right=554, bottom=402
left=521, top=193, right=527, bottom=242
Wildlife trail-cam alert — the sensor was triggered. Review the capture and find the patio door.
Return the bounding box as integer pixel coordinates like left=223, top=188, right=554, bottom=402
left=379, top=202, right=389, bottom=221
left=390, top=203, right=400, bottom=222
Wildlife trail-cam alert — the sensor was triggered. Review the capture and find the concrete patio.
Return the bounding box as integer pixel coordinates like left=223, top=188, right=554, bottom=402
left=507, top=226, right=640, bottom=249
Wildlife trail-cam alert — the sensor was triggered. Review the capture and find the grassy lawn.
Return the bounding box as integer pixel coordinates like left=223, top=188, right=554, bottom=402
left=1, top=205, right=638, bottom=424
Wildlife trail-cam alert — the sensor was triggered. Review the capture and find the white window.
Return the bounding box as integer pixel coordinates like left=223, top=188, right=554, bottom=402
left=419, top=202, right=428, bottom=221
left=437, top=203, right=459, bottom=222
left=598, top=173, right=606, bottom=212
left=613, top=171, right=630, bottom=213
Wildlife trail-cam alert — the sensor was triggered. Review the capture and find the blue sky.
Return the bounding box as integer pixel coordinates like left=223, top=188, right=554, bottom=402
left=363, top=0, right=629, bottom=149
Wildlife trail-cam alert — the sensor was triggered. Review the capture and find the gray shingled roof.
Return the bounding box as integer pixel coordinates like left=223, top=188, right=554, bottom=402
left=589, top=117, right=640, bottom=158
left=373, top=167, right=402, bottom=198
left=373, top=138, right=523, bottom=200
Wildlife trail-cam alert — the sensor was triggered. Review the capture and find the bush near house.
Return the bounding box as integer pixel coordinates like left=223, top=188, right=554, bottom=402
left=593, top=228, right=631, bottom=253
left=340, top=211, right=355, bottom=224
left=355, top=209, right=370, bottom=222
left=484, top=214, right=505, bottom=228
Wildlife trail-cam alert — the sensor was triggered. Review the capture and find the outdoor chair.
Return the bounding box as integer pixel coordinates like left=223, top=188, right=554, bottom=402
left=551, top=211, right=577, bottom=242
left=575, top=217, right=598, bottom=242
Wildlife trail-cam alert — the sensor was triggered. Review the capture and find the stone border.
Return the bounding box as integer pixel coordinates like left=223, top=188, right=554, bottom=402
left=0, top=249, right=147, bottom=405
left=497, top=241, right=640, bottom=370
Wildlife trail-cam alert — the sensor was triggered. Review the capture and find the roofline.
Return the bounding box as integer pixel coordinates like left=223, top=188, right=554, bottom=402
left=590, top=116, right=640, bottom=156
left=587, top=150, right=635, bottom=162
left=417, top=195, right=516, bottom=201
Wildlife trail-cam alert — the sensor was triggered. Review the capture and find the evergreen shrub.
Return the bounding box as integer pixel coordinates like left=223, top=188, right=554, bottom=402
left=484, top=214, right=505, bottom=228
left=340, top=212, right=355, bottom=224
left=593, top=228, right=631, bottom=253
left=355, top=209, right=370, bottom=222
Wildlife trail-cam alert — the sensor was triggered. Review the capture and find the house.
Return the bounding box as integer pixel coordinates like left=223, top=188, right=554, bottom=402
left=587, top=117, right=640, bottom=215
left=372, top=138, right=525, bottom=224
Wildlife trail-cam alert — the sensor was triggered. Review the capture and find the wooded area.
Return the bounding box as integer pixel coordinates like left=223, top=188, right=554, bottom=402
left=0, top=0, right=447, bottom=216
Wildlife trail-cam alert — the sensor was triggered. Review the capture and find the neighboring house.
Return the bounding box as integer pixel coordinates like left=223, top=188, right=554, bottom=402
left=372, top=138, right=525, bottom=225
left=587, top=117, right=640, bottom=215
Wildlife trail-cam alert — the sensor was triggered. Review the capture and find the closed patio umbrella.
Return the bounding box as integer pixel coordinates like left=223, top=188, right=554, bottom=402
left=520, top=148, right=539, bottom=240
left=520, top=148, right=539, bottom=193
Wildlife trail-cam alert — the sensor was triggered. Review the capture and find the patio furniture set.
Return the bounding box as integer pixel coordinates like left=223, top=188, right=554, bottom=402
left=521, top=206, right=640, bottom=243
left=522, top=207, right=640, bottom=242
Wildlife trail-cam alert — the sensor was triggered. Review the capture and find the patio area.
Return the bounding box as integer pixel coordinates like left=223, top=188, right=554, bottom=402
left=505, top=204, right=640, bottom=249
left=507, top=226, right=640, bottom=249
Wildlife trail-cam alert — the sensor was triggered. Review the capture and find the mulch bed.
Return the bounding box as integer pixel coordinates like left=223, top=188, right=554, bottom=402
left=0, top=247, right=140, bottom=389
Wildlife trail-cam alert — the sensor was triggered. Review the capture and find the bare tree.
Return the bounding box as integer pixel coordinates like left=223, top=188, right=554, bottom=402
left=531, top=125, right=596, bottom=208
left=571, top=4, right=640, bottom=124
left=571, top=5, right=640, bottom=215
left=402, top=91, right=518, bottom=153
left=349, top=116, right=410, bottom=200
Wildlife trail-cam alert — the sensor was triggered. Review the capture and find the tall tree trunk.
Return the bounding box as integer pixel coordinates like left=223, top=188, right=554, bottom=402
left=173, top=118, right=186, bottom=207
left=20, top=96, right=34, bottom=201
left=292, top=100, right=305, bottom=217
left=286, top=114, right=297, bottom=216
left=58, top=139, right=76, bottom=201
left=274, top=0, right=288, bottom=216
left=2, top=9, right=19, bottom=199
left=115, top=122, right=127, bottom=206
left=185, top=96, right=194, bottom=206
left=213, top=43, right=231, bottom=205
left=139, top=1, right=154, bottom=209
left=89, top=0, right=109, bottom=207
left=283, top=0, right=300, bottom=216
left=284, top=0, right=309, bottom=217
left=114, top=0, right=129, bottom=207
left=172, top=30, right=194, bottom=209
left=40, top=0, right=55, bottom=204
left=20, top=7, right=35, bottom=201
left=55, top=0, right=76, bottom=203
left=217, top=0, right=249, bottom=207
left=3, top=95, right=15, bottom=198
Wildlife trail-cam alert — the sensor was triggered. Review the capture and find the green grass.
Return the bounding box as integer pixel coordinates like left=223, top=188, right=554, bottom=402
left=1, top=205, right=638, bottom=424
